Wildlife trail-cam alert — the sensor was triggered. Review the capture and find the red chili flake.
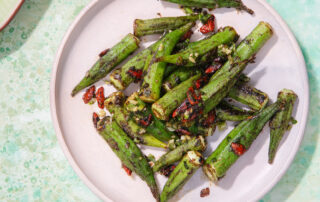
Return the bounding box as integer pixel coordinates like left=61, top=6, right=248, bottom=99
left=159, top=165, right=176, bottom=177
left=195, top=76, right=208, bottom=89
left=176, top=128, right=191, bottom=136
left=139, top=114, right=152, bottom=127
left=96, top=87, right=105, bottom=109
left=92, top=112, right=100, bottom=128
left=205, top=64, right=222, bottom=74
left=203, top=110, right=215, bottom=127
left=187, top=87, right=202, bottom=105
left=172, top=100, right=188, bottom=118
left=82, top=86, right=96, bottom=104
left=99, top=48, right=109, bottom=57
left=122, top=164, right=132, bottom=176
left=231, top=142, right=246, bottom=156
left=200, top=15, right=215, bottom=34
left=127, top=68, right=143, bottom=81
left=200, top=187, right=210, bottom=197
left=181, top=30, right=193, bottom=41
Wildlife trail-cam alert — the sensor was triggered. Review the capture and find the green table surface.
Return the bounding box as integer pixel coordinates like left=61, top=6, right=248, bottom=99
left=0, top=0, right=319, bottom=201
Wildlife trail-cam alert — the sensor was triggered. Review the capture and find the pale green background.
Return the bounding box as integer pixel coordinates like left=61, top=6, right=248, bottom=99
left=0, top=0, right=319, bottom=201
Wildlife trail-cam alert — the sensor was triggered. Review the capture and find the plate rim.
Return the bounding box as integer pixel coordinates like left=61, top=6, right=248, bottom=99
left=0, top=0, right=25, bottom=31
left=49, top=0, right=309, bottom=201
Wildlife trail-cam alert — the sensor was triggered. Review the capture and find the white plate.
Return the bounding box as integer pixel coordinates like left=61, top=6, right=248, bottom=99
left=50, top=0, right=309, bottom=201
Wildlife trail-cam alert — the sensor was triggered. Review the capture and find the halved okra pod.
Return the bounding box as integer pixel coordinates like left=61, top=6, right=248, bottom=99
left=203, top=100, right=282, bottom=182
left=153, top=136, right=206, bottom=172
left=160, top=151, right=203, bottom=202
left=201, top=22, right=273, bottom=113
left=268, top=89, right=297, bottom=164
left=104, top=92, right=167, bottom=148
left=215, top=100, right=254, bottom=121
left=71, top=33, right=140, bottom=96
left=162, top=0, right=254, bottom=14
left=228, top=82, right=269, bottom=111
left=152, top=73, right=201, bottom=120
left=140, top=23, right=195, bottom=103
left=134, top=14, right=209, bottom=37
left=97, top=117, right=159, bottom=200
left=157, top=27, right=239, bottom=67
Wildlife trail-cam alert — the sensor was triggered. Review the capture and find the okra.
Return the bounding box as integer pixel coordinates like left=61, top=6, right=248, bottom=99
left=134, top=14, right=208, bottom=37
left=97, top=117, right=159, bottom=200
left=162, top=0, right=254, bottom=14
left=160, top=151, right=203, bottom=202
left=216, top=100, right=254, bottom=121
left=140, top=23, right=195, bottom=103
left=162, top=68, right=199, bottom=92
left=228, top=82, right=269, bottom=111
left=104, top=92, right=167, bottom=148
left=71, top=34, right=140, bottom=96
left=109, top=38, right=163, bottom=90
left=157, top=27, right=239, bottom=67
left=201, top=22, right=273, bottom=113
left=152, top=73, right=201, bottom=120
left=203, top=101, right=281, bottom=182
left=124, top=92, right=177, bottom=142
left=269, top=89, right=297, bottom=164
left=153, top=136, right=206, bottom=172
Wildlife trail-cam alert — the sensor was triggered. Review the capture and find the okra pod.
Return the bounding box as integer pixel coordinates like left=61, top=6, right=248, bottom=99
left=163, top=65, right=179, bottom=78
left=134, top=14, right=206, bottom=37
left=268, top=89, right=297, bottom=164
left=203, top=101, right=281, bottom=182
left=163, top=68, right=199, bottom=92
left=201, top=22, right=273, bottom=113
left=157, top=27, right=239, bottom=67
left=71, top=34, right=140, bottom=96
left=97, top=117, right=159, bottom=200
left=124, top=92, right=178, bottom=142
left=160, top=151, right=203, bottom=202
left=153, top=136, right=206, bottom=172
left=140, top=23, right=195, bottom=103
left=228, top=82, right=269, bottom=111
left=104, top=92, right=167, bottom=148
left=216, top=100, right=254, bottom=121
left=162, top=0, right=254, bottom=14
left=152, top=73, right=201, bottom=120
left=109, top=38, right=163, bottom=90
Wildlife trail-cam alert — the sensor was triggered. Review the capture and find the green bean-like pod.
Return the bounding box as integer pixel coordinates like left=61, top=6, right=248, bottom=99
left=72, top=33, right=140, bottom=96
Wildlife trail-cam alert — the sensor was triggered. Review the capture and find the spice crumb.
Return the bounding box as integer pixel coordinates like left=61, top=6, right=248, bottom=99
left=200, top=187, right=210, bottom=197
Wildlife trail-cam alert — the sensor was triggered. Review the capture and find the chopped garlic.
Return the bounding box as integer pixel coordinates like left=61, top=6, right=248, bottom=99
left=99, top=110, right=106, bottom=118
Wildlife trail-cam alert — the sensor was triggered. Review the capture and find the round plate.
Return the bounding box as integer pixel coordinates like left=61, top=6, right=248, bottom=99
left=50, top=0, right=309, bottom=201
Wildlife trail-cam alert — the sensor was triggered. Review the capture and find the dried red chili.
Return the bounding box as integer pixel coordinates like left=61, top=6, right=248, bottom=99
left=99, top=48, right=110, bottom=57
left=200, top=15, right=215, bottom=34
left=176, top=128, right=191, bottom=136
left=181, top=30, right=193, bottom=41
left=92, top=112, right=100, bottom=128
left=96, top=87, right=105, bottom=109
left=172, top=100, right=188, bottom=118
left=203, top=110, right=215, bottom=127
left=122, top=164, right=132, bottom=176
left=205, top=63, right=222, bottom=74
left=159, top=165, right=176, bottom=177
left=128, top=68, right=143, bottom=81
left=231, top=142, right=246, bottom=156
left=200, top=187, right=210, bottom=197
left=195, top=76, right=208, bottom=89
left=82, top=86, right=96, bottom=104
left=139, top=114, right=152, bottom=127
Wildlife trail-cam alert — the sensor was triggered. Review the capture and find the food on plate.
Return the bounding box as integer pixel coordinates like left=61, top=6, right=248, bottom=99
left=268, top=89, right=297, bottom=164
left=72, top=4, right=298, bottom=201
left=71, top=33, right=140, bottom=96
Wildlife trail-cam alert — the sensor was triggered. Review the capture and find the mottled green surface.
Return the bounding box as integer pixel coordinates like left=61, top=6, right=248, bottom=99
left=0, top=0, right=318, bottom=201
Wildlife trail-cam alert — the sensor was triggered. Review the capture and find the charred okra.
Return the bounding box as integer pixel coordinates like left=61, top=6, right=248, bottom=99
left=268, top=89, right=297, bottom=163
left=160, top=151, right=203, bottom=202
left=140, top=23, right=195, bottom=103
left=97, top=117, right=159, bottom=200
left=153, top=136, right=206, bottom=172
left=72, top=34, right=140, bottom=96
